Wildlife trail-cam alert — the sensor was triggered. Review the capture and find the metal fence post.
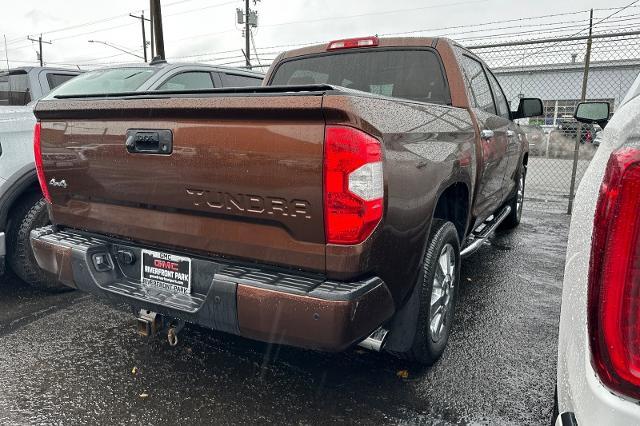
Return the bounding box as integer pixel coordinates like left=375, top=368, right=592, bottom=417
left=567, top=9, right=594, bottom=214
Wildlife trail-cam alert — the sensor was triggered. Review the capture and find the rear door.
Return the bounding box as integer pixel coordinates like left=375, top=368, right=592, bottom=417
left=459, top=54, right=509, bottom=219
left=486, top=68, right=520, bottom=198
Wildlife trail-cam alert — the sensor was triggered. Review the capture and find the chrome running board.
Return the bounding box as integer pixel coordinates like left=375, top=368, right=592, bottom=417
left=460, top=205, right=511, bottom=258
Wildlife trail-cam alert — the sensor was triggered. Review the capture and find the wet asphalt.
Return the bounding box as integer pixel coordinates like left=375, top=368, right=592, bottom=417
left=0, top=207, right=569, bottom=425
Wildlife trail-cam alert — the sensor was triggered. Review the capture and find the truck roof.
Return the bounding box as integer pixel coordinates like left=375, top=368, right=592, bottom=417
left=276, top=36, right=451, bottom=61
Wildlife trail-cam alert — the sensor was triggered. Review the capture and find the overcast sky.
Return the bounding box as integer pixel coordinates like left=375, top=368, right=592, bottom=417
left=0, top=0, right=637, bottom=70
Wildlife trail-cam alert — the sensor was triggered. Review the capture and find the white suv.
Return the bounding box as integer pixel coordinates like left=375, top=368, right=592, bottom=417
left=555, top=74, right=640, bottom=424
left=0, top=67, right=80, bottom=287
left=0, top=62, right=263, bottom=289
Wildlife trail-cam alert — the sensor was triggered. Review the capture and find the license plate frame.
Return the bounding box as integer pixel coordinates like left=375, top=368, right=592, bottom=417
left=141, top=249, right=192, bottom=294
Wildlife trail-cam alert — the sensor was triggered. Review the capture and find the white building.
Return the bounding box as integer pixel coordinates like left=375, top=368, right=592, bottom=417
left=495, top=58, right=640, bottom=126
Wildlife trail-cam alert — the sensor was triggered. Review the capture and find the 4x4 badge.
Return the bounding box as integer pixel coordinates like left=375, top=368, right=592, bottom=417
left=49, top=178, right=68, bottom=189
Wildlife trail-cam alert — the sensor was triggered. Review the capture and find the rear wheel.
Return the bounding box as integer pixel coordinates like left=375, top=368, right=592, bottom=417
left=7, top=192, right=68, bottom=291
left=391, top=219, right=460, bottom=365
left=500, top=164, right=526, bottom=230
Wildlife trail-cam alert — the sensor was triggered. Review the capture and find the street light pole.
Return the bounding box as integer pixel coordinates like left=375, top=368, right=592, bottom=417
left=245, top=0, right=250, bottom=69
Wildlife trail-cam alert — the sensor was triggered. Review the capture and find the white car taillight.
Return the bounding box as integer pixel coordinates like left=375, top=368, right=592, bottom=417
left=588, top=145, right=640, bottom=401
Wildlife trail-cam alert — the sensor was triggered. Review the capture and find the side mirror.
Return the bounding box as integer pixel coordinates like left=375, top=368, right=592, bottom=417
left=512, top=98, right=543, bottom=119
left=574, top=102, right=610, bottom=129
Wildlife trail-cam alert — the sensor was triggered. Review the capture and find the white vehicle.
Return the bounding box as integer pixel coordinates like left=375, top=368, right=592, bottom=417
left=0, top=67, right=80, bottom=285
left=0, top=62, right=263, bottom=288
left=555, top=74, right=640, bottom=425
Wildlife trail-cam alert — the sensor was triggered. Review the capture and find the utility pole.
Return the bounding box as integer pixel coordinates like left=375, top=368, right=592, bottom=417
left=149, top=0, right=155, bottom=59
left=3, top=35, right=9, bottom=70
left=567, top=8, right=594, bottom=214
left=237, top=0, right=259, bottom=69
left=245, top=0, right=250, bottom=69
left=130, top=10, right=151, bottom=62
left=27, top=34, right=51, bottom=66
left=150, top=0, right=165, bottom=59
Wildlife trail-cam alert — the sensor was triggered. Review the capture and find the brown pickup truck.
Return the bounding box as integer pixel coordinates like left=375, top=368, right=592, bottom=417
left=30, top=37, right=542, bottom=364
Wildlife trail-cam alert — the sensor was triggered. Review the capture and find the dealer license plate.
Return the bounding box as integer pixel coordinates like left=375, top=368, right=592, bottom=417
left=141, top=249, right=191, bottom=294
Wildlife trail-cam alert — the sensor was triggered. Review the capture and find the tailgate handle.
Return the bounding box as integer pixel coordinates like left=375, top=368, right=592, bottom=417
left=125, top=129, right=173, bottom=155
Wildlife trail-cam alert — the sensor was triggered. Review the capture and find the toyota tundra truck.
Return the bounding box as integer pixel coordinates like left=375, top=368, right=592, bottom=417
left=29, top=37, right=542, bottom=364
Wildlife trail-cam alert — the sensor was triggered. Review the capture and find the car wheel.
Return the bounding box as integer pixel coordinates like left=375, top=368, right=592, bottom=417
left=500, top=164, right=526, bottom=230
left=6, top=192, right=69, bottom=291
left=390, top=219, right=460, bottom=365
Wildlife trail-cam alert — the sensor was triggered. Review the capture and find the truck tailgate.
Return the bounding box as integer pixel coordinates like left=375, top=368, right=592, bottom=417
left=35, top=95, right=326, bottom=272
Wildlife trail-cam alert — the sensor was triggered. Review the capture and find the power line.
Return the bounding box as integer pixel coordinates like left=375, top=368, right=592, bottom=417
left=50, top=0, right=235, bottom=44
left=452, top=17, right=640, bottom=43
left=167, top=48, right=242, bottom=60
left=166, top=8, right=613, bottom=55
left=258, top=0, right=490, bottom=29
left=4, top=0, right=237, bottom=52
left=3, top=0, right=206, bottom=44
left=501, top=0, right=640, bottom=66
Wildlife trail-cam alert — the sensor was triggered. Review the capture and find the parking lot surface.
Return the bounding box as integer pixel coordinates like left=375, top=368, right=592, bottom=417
left=0, top=208, right=568, bottom=425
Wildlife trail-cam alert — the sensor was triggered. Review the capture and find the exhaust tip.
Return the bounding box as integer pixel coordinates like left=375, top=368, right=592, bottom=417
left=358, top=327, right=389, bottom=352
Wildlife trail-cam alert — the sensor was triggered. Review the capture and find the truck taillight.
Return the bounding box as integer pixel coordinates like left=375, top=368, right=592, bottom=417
left=33, top=122, right=51, bottom=203
left=588, top=146, right=640, bottom=400
left=324, top=126, right=383, bottom=245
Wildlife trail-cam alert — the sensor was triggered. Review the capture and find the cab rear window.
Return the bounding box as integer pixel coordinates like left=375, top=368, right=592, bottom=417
left=270, top=49, right=450, bottom=104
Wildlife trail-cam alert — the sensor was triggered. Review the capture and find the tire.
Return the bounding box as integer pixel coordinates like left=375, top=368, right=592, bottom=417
left=391, top=219, right=460, bottom=365
left=500, top=164, right=526, bottom=230
left=6, top=192, right=68, bottom=291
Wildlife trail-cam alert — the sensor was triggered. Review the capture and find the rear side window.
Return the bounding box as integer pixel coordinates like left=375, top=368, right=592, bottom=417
left=48, top=67, right=156, bottom=97
left=220, top=73, right=263, bottom=87
left=459, top=55, right=496, bottom=114
left=157, top=71, right=215, bottom=91
left=7, top=73, right=31, bottom=105
left=0, top=74, right=8, bottom=105
left=271, top=49, right=450, bottom=104
left=486, top=70, right=510, bottom=119
left=46, top=73, right=76, bottom=90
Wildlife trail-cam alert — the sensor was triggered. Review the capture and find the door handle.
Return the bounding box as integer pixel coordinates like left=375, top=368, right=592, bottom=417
left=481, top=129, right=494, bottom=140
left=507, top=130, right=516, bottom=137
left=125, top=129, right=173, bottom=154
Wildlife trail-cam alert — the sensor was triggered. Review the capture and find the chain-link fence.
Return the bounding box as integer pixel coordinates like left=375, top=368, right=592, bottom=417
left=469, top=29, right=640, bottom=213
